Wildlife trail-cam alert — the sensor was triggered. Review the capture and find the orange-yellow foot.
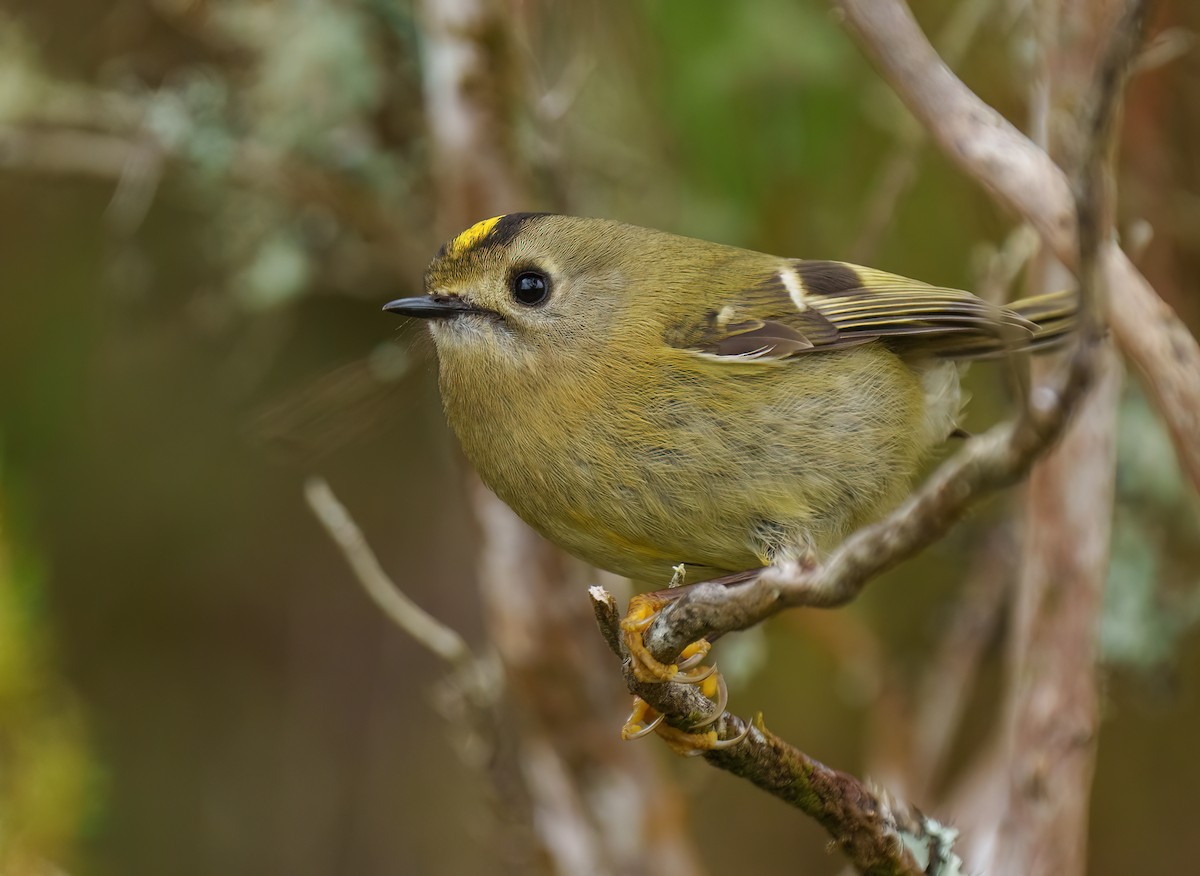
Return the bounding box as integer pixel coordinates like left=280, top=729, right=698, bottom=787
left=621, top=696, right=665, bottom=740
left=620, top=593, right=712, bottom=684
left=620, top=678, right=752, bottom=756
left=655, top=719, right=751, bottom=758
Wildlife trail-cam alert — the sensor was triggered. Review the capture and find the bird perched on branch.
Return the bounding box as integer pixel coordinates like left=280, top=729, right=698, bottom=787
left=384, top=213, right=1074, bottom=746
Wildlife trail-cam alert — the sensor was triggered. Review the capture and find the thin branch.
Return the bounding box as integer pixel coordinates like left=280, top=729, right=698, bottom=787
left=304, top=477, right=551, bottom=874
left=303, top=477, right=473, bottom=669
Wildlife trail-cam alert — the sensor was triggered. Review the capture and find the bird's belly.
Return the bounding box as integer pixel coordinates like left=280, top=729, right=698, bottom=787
left=446, top=347, right=934, bottom=585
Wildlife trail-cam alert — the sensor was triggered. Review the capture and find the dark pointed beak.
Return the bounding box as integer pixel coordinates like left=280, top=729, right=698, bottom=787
left=382, top=296, right=482, bottom=319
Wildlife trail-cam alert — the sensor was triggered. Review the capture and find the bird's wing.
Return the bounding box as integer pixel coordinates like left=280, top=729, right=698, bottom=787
left=666, top=259, right=1036, bottom=362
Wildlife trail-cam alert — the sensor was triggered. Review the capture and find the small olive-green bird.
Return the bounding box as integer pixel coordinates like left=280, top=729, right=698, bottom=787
left=385, top=214, right=1073, bottom=586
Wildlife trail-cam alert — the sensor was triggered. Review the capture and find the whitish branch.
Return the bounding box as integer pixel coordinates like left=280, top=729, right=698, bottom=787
left=304, top=477, right=473, bottom=668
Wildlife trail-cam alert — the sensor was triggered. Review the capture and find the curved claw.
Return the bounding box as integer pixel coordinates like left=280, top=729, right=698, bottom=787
left=674, top=662, right=719, bottom=685
left=688, top=672, right=729, bottom=730
left=624, top=710, right=665, bottom=740
left=674, top=649, right=708, bottom=672
left=709, top=717, right=753, bottom=750
left=710, top=672, right=729, bottom=718
left=652, top=711, right=751, bottom=756
left=626, top=613, right=657, bottom=632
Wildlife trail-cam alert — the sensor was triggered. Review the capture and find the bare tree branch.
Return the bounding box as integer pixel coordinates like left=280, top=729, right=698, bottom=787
left=304, top=477, right=474, bottom=669
left=303, top=477, right=549, bottom=872
left=990, top=356, right=1120, bottom=876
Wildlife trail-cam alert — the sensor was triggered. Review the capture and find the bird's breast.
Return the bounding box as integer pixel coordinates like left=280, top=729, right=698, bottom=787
left=435, top=342, right=939, bottom=583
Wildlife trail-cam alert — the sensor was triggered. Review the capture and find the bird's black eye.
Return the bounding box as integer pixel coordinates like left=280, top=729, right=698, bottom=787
left=510, top=269, right=550, bottom=306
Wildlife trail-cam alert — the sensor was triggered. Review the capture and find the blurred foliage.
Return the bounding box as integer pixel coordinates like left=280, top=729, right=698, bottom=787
left=0, top=475, right=94, bottom=875
left=1, top=0, right=1199, bottom=874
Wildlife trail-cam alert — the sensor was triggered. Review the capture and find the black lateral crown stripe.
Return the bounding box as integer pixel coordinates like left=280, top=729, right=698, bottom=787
left=485, top=212, right=552, bottom=249
left=794, top=260, right=863, bottom=296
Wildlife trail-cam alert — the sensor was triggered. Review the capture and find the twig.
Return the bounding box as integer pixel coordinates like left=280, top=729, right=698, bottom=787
left=834, top=0, right=1200, bottom=493
left=303, top=477, right=473, bottom=669
left=589, top=589, right=960, bottom=876
left=304, top=477, right=550, bottom=874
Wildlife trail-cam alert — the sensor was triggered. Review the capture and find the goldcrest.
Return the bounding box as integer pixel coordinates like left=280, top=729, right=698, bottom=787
left=385, top=214, right=1073, bottom=584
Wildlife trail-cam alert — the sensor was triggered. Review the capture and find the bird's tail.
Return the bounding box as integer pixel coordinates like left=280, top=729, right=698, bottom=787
left=924, top=288, right=1077, bottom=361
left=1008, top=288, right=1078, bottom=353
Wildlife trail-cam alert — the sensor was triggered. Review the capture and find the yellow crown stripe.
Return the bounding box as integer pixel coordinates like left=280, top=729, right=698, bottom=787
left=446, top=215, right=505, bottom=257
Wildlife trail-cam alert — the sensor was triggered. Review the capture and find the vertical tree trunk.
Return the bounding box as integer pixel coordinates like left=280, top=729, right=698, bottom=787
left=991, top=3, right=1126, bottom=873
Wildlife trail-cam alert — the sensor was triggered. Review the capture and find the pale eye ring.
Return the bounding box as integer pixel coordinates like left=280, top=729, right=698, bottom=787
left=510, top=269, right=550, bottom=306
